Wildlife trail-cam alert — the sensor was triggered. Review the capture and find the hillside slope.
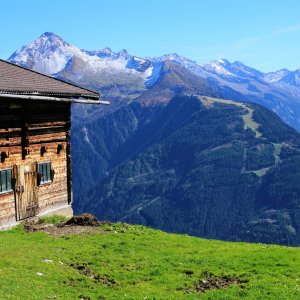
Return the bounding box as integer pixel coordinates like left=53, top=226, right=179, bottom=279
left=70, top=62, right=217, bottom=196
left=74, top=95, right=300, bottom=246
left=0, top=223, right=299, bottom=299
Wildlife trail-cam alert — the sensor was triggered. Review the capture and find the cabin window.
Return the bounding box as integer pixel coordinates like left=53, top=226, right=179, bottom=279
left=38, top=162, right=52, bottom=184
left=0, top=168, right=13, bottom=193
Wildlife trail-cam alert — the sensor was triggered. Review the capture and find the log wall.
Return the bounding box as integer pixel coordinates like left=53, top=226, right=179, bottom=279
left=0, top=99, right=71, bottom=225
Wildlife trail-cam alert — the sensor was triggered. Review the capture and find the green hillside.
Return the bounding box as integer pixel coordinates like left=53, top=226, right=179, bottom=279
left=0, top=222, right=299, bottom=300
left=74, top=95, right=300, bottom=246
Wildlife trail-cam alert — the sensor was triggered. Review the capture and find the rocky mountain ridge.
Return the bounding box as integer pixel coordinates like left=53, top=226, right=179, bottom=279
left=9, top=33, right=300, bottom=90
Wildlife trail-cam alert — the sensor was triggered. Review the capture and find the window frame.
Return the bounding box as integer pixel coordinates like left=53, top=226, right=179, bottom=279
left=0, top=167, right=13, bottom=194
left=38, top=161, right=52, bottom=185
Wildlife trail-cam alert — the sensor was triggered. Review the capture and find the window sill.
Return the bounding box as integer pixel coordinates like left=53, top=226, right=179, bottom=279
left=39, top=181, right=53, bottom=187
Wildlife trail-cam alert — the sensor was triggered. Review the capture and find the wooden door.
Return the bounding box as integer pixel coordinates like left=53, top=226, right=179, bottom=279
left=16, top=163, right=38, bottom=220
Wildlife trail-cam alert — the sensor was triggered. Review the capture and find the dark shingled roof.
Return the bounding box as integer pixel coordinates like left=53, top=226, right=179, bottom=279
left=0, top=59, right=100, bottom=100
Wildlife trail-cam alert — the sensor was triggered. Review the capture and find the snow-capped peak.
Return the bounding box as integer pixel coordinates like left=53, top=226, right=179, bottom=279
left=84, top=47, right=132, bottom=61
left=150, top=53, right=200, bottom=74
left=8, top=32, right=154, bottom=77
left=202, top=59, right=234, bottom=76
left=126, top=56, right=151, bottom=72
left=8, top=32, right=84, bottom=75
left=200, top=59, right=265, bottom=78
left=7, top=32, right=158, bottom=90
left=39, top=32, right=69, bottom=46
left=263, top=69, right=291, bottom=83
left=217, top=58, right=230, bottom=65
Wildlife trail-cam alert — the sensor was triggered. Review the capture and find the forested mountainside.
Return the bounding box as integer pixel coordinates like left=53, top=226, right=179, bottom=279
left=73, top=95, right=300, bottom=246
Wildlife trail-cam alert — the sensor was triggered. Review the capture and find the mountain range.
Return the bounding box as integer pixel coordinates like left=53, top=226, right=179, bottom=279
left=8, top=32, right=300, bottom=130
left=6, top=32, right=300, bottom=245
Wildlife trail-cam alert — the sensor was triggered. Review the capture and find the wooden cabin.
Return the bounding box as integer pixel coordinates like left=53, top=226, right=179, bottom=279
left=0, top=59, right=106, bottom=228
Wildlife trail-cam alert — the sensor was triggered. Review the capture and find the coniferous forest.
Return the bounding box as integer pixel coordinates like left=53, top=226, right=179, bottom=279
left=72, top=96, right=300, bottom=246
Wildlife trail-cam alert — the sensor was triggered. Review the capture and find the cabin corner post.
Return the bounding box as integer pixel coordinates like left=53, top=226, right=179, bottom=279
left=66, top=104, right=72, bottom=205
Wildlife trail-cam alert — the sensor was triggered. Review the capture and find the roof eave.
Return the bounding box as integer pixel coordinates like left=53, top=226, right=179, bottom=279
left=0, top=93, right=110, bottom=105
left=0, top=90, right=100, bottom=100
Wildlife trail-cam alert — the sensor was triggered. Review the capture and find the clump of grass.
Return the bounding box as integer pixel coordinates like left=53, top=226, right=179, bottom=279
left=39, top=214, right=69, bottom=225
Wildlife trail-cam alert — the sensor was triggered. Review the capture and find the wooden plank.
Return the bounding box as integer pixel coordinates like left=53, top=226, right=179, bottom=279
left=28, top=121, right=66, bottom=129
left=28, top=132, right=66, bottom=144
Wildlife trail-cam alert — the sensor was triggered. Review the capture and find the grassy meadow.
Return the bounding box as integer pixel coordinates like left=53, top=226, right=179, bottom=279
left=0, top=222, right=299, bottom=299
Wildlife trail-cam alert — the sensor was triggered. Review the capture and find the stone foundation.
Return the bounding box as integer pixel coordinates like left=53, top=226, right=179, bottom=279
left=0, top=204, right=73, bottom=230
left=38, top=204, right=74, bottom=218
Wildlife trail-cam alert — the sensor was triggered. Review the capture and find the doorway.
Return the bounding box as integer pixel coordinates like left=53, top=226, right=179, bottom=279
left=16, top=163, right=38, bottom=220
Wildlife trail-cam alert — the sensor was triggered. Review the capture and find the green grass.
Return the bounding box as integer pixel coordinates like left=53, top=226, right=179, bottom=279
left=250, top=143, right=284, bottom=177
left=242, top=109, right=262, bottom=138
left=200, top=96, right=262, bottom=138
left=252, top=167, right=270, bottom=177
left=39, top=215, right=69, bottom=225
left=0, top=223, right=299, bottom=300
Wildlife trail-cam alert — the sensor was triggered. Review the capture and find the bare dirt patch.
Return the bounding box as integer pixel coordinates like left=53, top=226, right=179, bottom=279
left=193, top=271, right=246, bottom=293
left=23, top=214, right=112, bottom=236
left=179, top=271, right=247, bottom=294
left=69, top=262, right=117, bottom=286
left=24, top=223, right=103, bottom=236
left=65, top=213, right=110, bottom=226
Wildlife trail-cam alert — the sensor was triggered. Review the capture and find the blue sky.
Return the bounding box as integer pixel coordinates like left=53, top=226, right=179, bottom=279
left=1, top=0, right=300, bottom=72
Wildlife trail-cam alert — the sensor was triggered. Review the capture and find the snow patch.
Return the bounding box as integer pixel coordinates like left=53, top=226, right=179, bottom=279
left=145, top=62, right=163, bottom=88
